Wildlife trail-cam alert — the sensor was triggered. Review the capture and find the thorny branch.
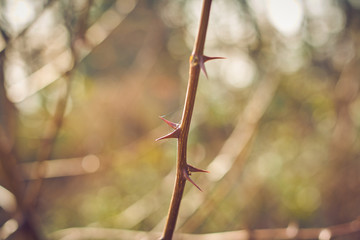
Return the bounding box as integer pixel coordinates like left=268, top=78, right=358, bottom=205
left=157, top=0, right=223, bottom=239
left=179, top=73, right=280, bottom=232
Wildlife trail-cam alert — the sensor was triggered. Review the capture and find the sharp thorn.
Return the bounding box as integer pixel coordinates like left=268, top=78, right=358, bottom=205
left=159, top=116, right=179, bottom=129
left=183, top=168, right=202, bottom=191
left=202, top=55, right=226, bottom=62
left=199, top=60, right=208, bottom=79
left=199, top=55, right=225, bottom=78
left=188, top=164, right=209, bottom=173
left=155, top=128, right=180, bottom=141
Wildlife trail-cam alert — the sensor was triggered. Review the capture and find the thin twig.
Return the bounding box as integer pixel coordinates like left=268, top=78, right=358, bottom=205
left=158, top=0, right=220, bottom=239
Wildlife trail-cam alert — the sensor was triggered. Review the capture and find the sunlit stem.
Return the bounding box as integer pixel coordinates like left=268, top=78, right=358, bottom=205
left=160, top=0, right=213, bottom=239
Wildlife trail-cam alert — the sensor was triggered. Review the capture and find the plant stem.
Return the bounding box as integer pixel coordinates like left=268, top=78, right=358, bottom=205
left=160, top=0, right=213, bottom=239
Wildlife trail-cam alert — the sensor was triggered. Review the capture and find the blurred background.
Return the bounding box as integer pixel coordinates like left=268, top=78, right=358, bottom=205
left=0, top=0, right=360, bottom=239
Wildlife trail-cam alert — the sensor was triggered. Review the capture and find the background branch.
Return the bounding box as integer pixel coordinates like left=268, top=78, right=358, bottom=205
left=50, top=217, right=360, bottom=240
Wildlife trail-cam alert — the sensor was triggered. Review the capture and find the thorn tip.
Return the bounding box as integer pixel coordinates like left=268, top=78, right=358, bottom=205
left=199, top=55, right=225, bottom=78
left=202, top=55, right=226, bottom=62
left=188, top=164, right=209, bottom=173
left=155, top=128, right=180, bottom=141
left=159, top=116, right=179, bottom=129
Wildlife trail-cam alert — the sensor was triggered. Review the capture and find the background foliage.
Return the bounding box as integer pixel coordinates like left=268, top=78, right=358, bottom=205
left=0, top=0, right=360, bottom=239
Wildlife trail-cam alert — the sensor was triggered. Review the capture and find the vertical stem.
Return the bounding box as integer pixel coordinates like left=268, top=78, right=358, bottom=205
left=192, top=0, right=212, bottom=57
left=161, top=0, right=212, bottom=239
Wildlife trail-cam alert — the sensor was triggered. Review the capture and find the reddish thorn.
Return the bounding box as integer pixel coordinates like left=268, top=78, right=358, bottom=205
left=202, top=55, right=226, bottom=62
left=199, top=60, right=208, bottom=79
left=183, top=168, right=202, bottom=191
left=199, top=55, right=225, bottom=78
left=188, top=164, right=209, bottom=173
left=159, top=116, right=179, bottom=129
left=155, top=128, right=180, bottom=141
